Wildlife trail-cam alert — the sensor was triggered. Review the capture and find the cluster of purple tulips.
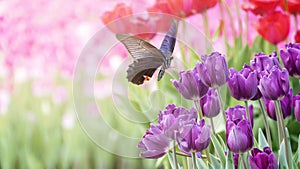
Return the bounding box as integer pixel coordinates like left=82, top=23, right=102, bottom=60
left=138, top=43, right=300, bottom=169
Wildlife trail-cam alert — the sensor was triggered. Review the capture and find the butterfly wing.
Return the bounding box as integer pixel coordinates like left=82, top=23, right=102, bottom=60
left=127, top=57, right=165, bottom=85
left=116, top=34, right=165, bottom=85
left=116, top=34, right=165, bottom=60
left=159, top=20, right=178, bottom=58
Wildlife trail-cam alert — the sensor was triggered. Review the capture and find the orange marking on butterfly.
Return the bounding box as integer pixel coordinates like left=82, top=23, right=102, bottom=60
left=143, top=75, right=151, bottom=81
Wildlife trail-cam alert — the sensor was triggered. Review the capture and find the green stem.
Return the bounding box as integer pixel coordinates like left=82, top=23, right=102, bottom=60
left=275, top=101, right=291, bottom=169
left=274, top=100, right=283, bottom=144
left=216, top=87, right=226, bottom=123
left=221, top=0, right=237, bottom=37
left=234, top=0, right=243, bottom=39
left=173, top=140, right=179, bottom=169
left=169, top=150, right=190, bottom=157
left=240, top=153, right=247, bottom=169
left=187, top=156, right=191, bottom=169
left=294, top=14, right=298, bottom=32
left=283, top=0, right=288, bottom=11
left=192, top=152, right=197, bottom=169
left=245, top=11, right=249, bottom=45
left=218, top=0, right=229, bottom=52
left=244, top=101, right=250, bottom=122
left=202, top=11, right=210, bottom=39
left=258, top=99, right=272, bottom=147
left=194, top=100, right=203, bottom=120
left=210, top=118, right=216, bottom=134
left=205, top=148, right=211, bottom=164
left=202, top=11, right=212, bottom=53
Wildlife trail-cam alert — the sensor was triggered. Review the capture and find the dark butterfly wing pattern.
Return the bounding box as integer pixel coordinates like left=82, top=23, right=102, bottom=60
left=159, top=20, right=178, bottom=58
left=116, top=20, right=178, bottom=85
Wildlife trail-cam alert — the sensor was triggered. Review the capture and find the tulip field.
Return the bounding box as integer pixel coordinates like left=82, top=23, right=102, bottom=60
left=1, top=0, right=300, bottom=169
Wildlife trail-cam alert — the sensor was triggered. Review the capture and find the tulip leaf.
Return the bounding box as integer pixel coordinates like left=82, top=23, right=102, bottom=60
left=286, top=128, right=294, bottom=169
left=297, top=134, right=300, bottom=168
left=258, top=128, right=269, bottom=149
left=217, top=134, right=227, bottom=151
left=208, top=162, right=215, bottom=169
left=278, top=141, right=288, bottom=169
left=225, top=151, right=234, bottom=169
left=210, top=154, right=221, bottom=169
left=196, top=157, right=207, bottom=168
left=167, top=152, right=180, bottom=169
left=211, top=134, right=226, bottom=168
left=277, top=128, right=294, bottom=169
left=155, top=153, right=167, bottom=169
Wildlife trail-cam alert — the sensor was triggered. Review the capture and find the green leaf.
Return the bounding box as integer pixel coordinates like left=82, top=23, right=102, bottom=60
left=226, top=151, right=234, bottom=169
left=298, top=135, right=300, bottom=166
left=211, top=134, right=226, bottom=169
left=278, top=141, right=288, bottom=169
left=208, top=162, right=215, bottom=169
left=196, top=157, right=207, bottom=168
left=155, top=154, right=167, bottom=169
left=210, top=154, right=221, bottom=169
left=258, top=128, right=269, bottom=149
left=167, top=152, right=176, bottom=169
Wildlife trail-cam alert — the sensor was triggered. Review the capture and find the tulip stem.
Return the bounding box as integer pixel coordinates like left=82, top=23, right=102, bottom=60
left=216, top=88, right=226, bottom=123
left=205, top=148, right=211, bottom=163
left=221, top=0, right=237, bottom=38
left=275, top=101, right=291, bottom=169
left=192, top=151, right=197, bottom=169
left=218, top=0, right=229, bottom=50
left=244, top=101, right=250, bottom=123
left=283, top=0, right=288, bottom=11
left=258, top=99, right=272, bottom=148
left=294, top=14, right=298, bottom=31
left=202, top=11, right=210, bottom=39
left=240, top=153, right=247, bottom=169
left=210, top=118, right=216, bottom=134
left=234, top=0, right=243, bottom=39
left=194, top=100, right=203, bottom=120
left=173, top=138, right=179, bottom=169
left=274, top=100, right=283, bottom=142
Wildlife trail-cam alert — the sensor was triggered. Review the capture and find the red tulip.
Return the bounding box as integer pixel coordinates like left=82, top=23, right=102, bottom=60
left=295, top=30, right=300, bottom=43
left=101, top=3, right=156, bottom=40
left=279, top=0, right=300, bottom=14
left=101, top=3, right=132, bottom=25
left=254, top=11, right=290, bottom=44
left=148, top=0, right=217, bottom=18
left=242, top=0, right=279, bottom=15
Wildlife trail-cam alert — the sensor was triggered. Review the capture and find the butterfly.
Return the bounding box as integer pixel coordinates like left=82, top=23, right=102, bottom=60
left=116, top=20, right=178, bottom=85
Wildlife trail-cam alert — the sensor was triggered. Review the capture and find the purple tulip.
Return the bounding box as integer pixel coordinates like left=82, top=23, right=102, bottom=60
left=258, top=66, right=290, bottom=100
left=263, top=88, right=293, bottom=121
left=172, top=69, right=209, bottom=100
left=243, top=64, right=262, bottom=100
left=138, top=124, right=170, bottom=158
left=226, top=105, right=254, bottom=153
left=250, top=52, right=281, bottom=73
left=248, top=147, right=278, bottom=169
left=280, top=43, right=300, bottom=78
left=293, top=92, right=300, bottom=123
left=158, top=104, right=197, bottom=139
left=227, top=67, right=258, bottom=100
left=178, top=119, right=211, bottom=155
left=195, top=52, right=229, bottom=88
left=226, top=105, right=254, bottom=127
left=200, top=89, right=220, bottom=118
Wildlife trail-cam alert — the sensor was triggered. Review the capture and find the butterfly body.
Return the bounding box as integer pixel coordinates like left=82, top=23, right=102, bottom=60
left=116, top=20, right=178, bottom=85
